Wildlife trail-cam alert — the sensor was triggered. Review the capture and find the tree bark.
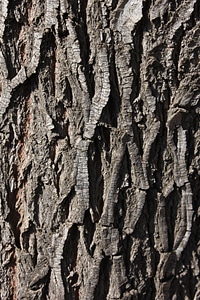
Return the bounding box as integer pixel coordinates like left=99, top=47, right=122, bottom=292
left=0, top=0, right=200, bottom=299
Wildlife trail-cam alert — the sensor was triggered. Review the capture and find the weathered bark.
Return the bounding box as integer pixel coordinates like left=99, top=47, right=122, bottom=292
left=0, top=0, right=200, bottom=299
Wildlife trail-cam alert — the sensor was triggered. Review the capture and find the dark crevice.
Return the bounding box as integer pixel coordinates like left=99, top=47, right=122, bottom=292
left=53, top=114, right=70, bottom=140
left=83, top=209, right=96, bottom=256
left=33, top=176, right=44, bottom=227
left=3, top=0, right=34, bottom=78
left=147, top=129, right=165, bottom=190
left=88, top=128, right=105, bottom=222
left=41, top=268, right=51, bottom=300
left=67, top=0, right=79, bottom=20
left=5, top=147, right=21, bottom=248
left=155, top=94, right=169, bottom=125
left=99, top=93, right=120, bottom=128
left=165, top=186, right=180, bottom=251
left=59, top=186, right=75, bottom=221
left=173, top=127, right=178, bottom=148
left=64, top=77, right=73, bottom=107
left=153, top=141, right=166, bottom=192
left=6, top=189, right=21, bottom=249
left=132, top=122, right=144, bottom=156
left=193, top=0, right=200, bottom=21
left=2, top=19, right=22, bottom=78
left=57, top=8, right=69, bottom=39
left=39, top=30, right=57, bottom=98
left=131, top=17, right=146, bottom=156
left=100, top=37, right=121, bottom=128
left=114, top=190, right=126, bottom=230
left=171, top=26, right=184, bottom=88
left=122, top=234, right=133, bottom=277
left=76, top=0, right=89, bottom=64
left=140, top=278, right=156, bottom=300
left=94, top=256, right=112, bottom=300
left=61, top=224, right=80, bottom=300
left=30, top=268, right=51, bottom=291
left=6, top=74, right=37, bottom=118
left=75, top=23, right=94, bottom=98
left=73, top=0, right=95, bottom=99
left=112, top=0, right=119, bottom=10
left=114, top=147, right=131, bottom=229
left=152, top=17, right=161, bottom=30
left=146, top=188, right=158, bottom=251
left=131, top=18, right=144, bottom=101
left=142, top=0, right=152, bottom=32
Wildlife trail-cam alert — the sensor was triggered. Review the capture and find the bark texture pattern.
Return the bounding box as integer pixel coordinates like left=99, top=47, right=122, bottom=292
left=0, top=0, right=200, bottom=299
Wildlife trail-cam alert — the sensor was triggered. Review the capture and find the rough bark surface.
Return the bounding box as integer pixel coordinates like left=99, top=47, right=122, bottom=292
left=0, top=0, right=200, bottom=299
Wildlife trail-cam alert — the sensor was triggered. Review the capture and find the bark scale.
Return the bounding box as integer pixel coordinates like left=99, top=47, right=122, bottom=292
left=0, top=0, right=200, bottom=299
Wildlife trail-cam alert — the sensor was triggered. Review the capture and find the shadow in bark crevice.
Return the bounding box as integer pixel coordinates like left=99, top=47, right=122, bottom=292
left=83, top=209, right=96, bottom=256
left=2, top=15, right=22, bottom=78
left=38, top=30, right=57, bottom=97
left=88, top=127, right=108, bottom=222
left=94, top=256, right=112, bottom=300
left=99, top=93, right=120, bottom=128
left=6, top=164, right=21, bottom=249
left=100, top=39, right=121, bottom=128
left=33, top=176, right=44, bottom=227
left=114, top=147, right=131, bottom=229
left=61, top=224, right=80, bottom=300
left=165, top=186, right=180, bottom=251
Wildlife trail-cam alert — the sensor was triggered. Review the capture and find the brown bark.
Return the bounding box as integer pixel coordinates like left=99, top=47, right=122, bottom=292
left=0, top=0, right=200, bottom=299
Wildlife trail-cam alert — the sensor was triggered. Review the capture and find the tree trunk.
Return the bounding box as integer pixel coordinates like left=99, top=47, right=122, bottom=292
left=0, top=0, right=200, bottom=299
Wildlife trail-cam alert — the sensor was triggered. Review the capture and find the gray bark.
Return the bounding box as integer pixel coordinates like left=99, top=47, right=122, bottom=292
left=0, top=0, right=200, bottom=299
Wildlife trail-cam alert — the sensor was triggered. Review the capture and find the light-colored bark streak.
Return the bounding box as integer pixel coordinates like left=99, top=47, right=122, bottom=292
left=65, top=19, right=91, bottom=123
left=174, top=183, right=193, bottom=258
left=84, top=48, right=110, bottom=139
left=111, top=0, right=143, bottom=43
left=73, top=140, right=90, bottom=224
left=45, top=0, right=59, bottom=29
left=0, top=0, right=8, bottom=39
left=127, top=139, right=149, bottom=190
left=49, top=225, right=70, bottom=299
left=167, top=111, right=193, bottom=258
